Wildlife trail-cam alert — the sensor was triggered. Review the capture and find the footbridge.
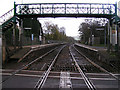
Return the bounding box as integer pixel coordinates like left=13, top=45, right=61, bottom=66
left=15, top=3, right=116, bottom=18
left=0, top=3, right=119, bottom=30
left=0, top=2, right=120, bottom=61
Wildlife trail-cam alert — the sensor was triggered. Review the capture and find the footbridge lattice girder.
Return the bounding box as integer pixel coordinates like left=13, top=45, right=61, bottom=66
left=15, top=3, right=116, bottom=18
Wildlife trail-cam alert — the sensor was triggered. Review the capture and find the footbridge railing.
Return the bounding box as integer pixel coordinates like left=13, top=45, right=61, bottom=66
left=0, top=8, right=14, bottom=25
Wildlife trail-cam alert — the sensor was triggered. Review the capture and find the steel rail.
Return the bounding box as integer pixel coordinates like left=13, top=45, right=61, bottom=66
left=1, top=46, right=59, bottom=84
left=34, top=45, right=66, bottom=90
left=69, top=46, right=96, bottom=90
left=73, top=44, right=119, bottom=80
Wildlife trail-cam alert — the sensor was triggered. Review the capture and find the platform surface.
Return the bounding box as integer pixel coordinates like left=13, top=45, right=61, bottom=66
left=10, top=47, right=31, bottom=59
left=10, top=43, right=59, bottom=59
left=10, top=44, right=46, bottom=59
left=75, top=43, right=107, bottom=51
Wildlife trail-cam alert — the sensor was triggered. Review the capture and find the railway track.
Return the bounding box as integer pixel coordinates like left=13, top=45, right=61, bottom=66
left=1, top=44, right=63, bottom=84
left=72, top=44, right=119, bottom=80
left=69, top=46, right=96, bottom=90
left=34, top=44, right=119, bottom=89
left=34, top=45, right=66, bottom=89
left=2, top=44, right=119, bottom=89
left=33, top=44, right=92, bottom=89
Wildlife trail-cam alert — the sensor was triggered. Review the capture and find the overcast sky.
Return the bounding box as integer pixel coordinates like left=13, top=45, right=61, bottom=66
left=0, top=0, right=119, bottom=37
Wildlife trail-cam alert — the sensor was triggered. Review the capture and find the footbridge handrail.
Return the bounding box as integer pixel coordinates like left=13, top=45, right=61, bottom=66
left=0, top=8, right=14, bottom=25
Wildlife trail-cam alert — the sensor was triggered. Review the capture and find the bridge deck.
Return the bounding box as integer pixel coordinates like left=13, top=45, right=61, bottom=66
left=17, top=13, right=113, bottom=18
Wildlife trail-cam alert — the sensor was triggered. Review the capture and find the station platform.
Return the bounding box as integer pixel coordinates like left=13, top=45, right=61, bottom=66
left=74, top=43, right=111, bottom=62
left=10, top=43, right=60, bottom=60
left=75, top=43, right=107, bottom=52
left=75, top=43, right=120, bottom=63
left=10, top=47, right=31, bottom=59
